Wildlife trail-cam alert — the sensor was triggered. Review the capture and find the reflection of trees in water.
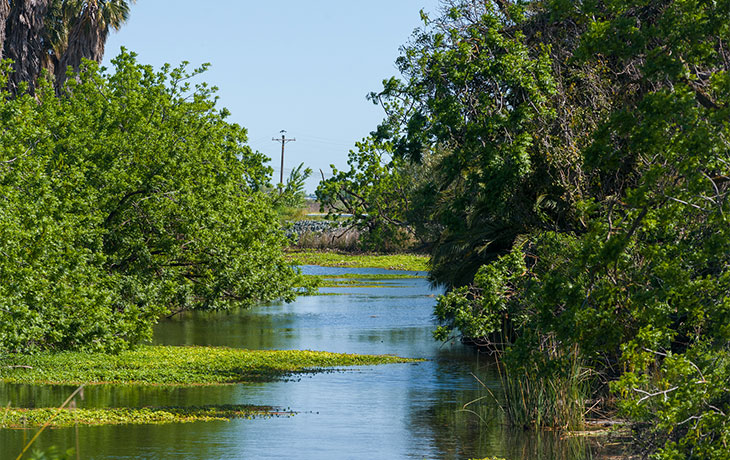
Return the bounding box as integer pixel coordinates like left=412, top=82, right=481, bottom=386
left=0, top=383, right=238, bottom=411
left=412, top=362, right=628, bottom=460
left=154, top=307, right=286, bottom=350
left=424, top=392, right=597, bottom=459
left=2, top=421, right=228, bottom=459
left=0, top=380, right=242, bottom=458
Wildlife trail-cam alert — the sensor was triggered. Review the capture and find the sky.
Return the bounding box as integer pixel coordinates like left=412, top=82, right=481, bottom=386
left=102, top=1, right=443, bottom=193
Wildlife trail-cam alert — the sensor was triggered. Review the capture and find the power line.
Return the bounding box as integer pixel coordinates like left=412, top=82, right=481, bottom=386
left=272, top=130, right=295, bottom=190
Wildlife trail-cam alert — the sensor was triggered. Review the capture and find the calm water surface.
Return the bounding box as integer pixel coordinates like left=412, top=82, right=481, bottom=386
left=1, top=266, right=606, bottom=459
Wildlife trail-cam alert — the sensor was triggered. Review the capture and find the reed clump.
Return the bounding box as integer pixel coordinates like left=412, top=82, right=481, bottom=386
left=497, top=346, right=589, bottom=431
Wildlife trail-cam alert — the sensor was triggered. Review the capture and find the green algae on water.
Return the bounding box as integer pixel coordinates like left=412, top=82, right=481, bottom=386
left=0, top=345, right=420, bottom=386
left=298, top=272, right=426, bottom=289
left=0, top=404, right=289, bottom=428
left=286, top=250, right=429, bottom=271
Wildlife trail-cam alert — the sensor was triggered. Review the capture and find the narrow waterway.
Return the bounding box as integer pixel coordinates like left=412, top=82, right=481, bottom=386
left=1, top=266, right=605, bottom=459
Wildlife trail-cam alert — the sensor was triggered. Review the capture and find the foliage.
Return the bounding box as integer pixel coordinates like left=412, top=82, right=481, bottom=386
left=272, top=162, right=312, bottom=220
left=370, top=1, right=565, bottom=286
left=368, top=0, right=730, bottom=456
left=286, top=250, right=430, bottom=271
left=0, top=345, right=418, bottom=385
left=0, top=51, right=304, bottom=353
left=316, top=136, right=426, bottom=252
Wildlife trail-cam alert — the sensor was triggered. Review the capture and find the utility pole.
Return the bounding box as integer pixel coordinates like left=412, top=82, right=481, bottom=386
left=272, top=130, right=296, bottom=191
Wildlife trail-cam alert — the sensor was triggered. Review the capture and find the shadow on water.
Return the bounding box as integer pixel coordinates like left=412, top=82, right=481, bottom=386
left=0, top=267, right=625, bottom=459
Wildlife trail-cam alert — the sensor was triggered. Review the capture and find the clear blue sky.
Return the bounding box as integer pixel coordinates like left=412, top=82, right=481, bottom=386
left=102, top=1, right=443, bottom=193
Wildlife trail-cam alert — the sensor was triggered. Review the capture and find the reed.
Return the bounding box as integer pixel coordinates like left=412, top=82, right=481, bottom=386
left=15, top=386, right=83, bottom=460
left=496, top=346, right=589, bottom=431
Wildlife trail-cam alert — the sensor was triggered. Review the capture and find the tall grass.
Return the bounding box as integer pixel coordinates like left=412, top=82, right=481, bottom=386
left=496, top=346, right=589, bottom=431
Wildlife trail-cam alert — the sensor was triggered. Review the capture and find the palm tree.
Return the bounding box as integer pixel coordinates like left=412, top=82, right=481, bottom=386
left=55, top=0, right=134, bottom=91
left=2, top=0, right=52, bottom=94
left=0, top=0, right=133, bottom=94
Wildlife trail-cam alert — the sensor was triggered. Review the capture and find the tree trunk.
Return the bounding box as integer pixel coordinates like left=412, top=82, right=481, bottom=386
left=0, top=0, right=10, bottom=59
left=3, top=0, right=50, bottom=94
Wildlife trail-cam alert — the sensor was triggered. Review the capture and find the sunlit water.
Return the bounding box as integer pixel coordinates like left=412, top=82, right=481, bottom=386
left=1, top=266, right=609, bottom=459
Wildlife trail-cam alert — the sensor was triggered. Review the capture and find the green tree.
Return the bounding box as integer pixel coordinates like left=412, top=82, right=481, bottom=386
left=369, top=1, right=599, bottom=286
left=369, top=0, right=730, bottom=456
left=271, top=162, right=312, bottom=220
left=316, top=136, right=424, bottom=252
left=0, top=51, right=303, bottom=353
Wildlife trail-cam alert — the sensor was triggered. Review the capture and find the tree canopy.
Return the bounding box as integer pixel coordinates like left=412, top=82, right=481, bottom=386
left=320, top=0, right=730, bottom=456
left=0, top=51, right=304, bottom=353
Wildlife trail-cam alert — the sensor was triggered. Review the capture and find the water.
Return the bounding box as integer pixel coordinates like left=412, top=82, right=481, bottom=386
left=0, top=266, right=608, bottom=459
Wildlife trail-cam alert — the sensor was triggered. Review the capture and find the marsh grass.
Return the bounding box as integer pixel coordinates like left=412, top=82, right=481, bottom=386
left=0, top=346, right=419, bottom=386
left=293, top=228, right=361, bottom=251
left=496, top=349, right=589, bottom=431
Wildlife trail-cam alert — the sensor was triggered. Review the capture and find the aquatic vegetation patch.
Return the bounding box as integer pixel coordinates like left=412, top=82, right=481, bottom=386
left=316, top=280, right=404, bottom=288
left=304, top=273, right=424, bottom=289
left=297, top=273, right=425, bottom=289
left=0, top=346, right=418, bottom=386
left=0, top=404, right=287, bottom=428
left=317, top=273, right=425, bottom=280
left=287, top=250, right=429, bottom=271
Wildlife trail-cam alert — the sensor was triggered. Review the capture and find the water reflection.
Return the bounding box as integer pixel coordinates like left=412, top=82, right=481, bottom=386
left=0, top=268, right=615, bottom=459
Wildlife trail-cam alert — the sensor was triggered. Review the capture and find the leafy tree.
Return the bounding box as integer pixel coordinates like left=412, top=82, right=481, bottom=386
left=366, top=0, right=730, bottom=456
left=368, top=0, right=615, bottom=286
left=271, top=162, right=312, bottom=220
left=0, top=51, right=303, bottom=353
left=55, top=0, right=135, bottom=91
left=316, top=136, right=425, bottom=252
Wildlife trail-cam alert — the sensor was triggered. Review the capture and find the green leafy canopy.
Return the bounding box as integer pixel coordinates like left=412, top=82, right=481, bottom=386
left=0, top=50, right=304, bottom=353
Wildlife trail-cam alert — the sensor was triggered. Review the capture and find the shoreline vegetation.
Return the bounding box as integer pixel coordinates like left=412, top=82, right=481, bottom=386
left=1, top=0, right=726, bottom=456
left=0, top=345, right=419, bottom=386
